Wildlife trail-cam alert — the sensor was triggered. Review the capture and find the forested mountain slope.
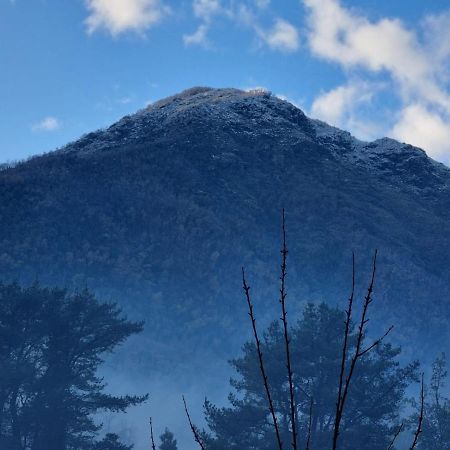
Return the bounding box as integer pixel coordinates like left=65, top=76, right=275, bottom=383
left=1, top=87, right=450, bottom=369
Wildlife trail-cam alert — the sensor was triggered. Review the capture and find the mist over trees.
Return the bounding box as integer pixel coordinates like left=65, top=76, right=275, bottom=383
left=0, top=283, right=147, bottom=450
left=1, top=213, right=450, bottom=450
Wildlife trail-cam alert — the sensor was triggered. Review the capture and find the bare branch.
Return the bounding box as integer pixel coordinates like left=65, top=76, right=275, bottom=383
left=305, top=398, right=313, bottom=450
left=279, top=209, right=298, bottom=450
left=333, top=251, right=392, bottom=450
left=357, top=325, right=394, bottom=358
left=410, top=374, right=425, bottom=450
left=332, top=252, right=356, bottom=450
left=387, top=423, right=404, bottom=450
left=242, top=268, right=283, bottom=450
left=149, top=417, right=157, bottom=450
left=183, top=395, right=206, bottom=450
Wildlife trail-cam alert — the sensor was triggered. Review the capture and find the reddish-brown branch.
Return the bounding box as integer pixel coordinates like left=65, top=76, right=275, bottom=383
left=149, top=417, right=157, bottom=450
left=305, top=398, right=313, bottom=450
left=333, top=251, right=393, bottom=450
left=279, top=209, right=298, bottom=450
left=387, top=423, right=404, bottom=450
left=333, top=252, right=377, bottom=450
left=333, top=252, right=356, bottom=450
left=410, top=374, right=425, bottom=450
left=358, top=325, right=394, bottom=358
left=242, top=268, right=283, bottom=450
left=183, top=395, right=206, bottom=450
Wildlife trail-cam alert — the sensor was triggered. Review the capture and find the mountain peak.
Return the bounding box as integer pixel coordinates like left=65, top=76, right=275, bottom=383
left=145, top=85, right=302, bottom=120
left=26, top=86, right=446, bottom=192
left=149, top=86, right=273, bottom=110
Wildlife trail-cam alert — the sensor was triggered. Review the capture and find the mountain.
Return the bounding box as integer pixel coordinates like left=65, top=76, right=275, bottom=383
left=1, top=87, right=450, bottom=372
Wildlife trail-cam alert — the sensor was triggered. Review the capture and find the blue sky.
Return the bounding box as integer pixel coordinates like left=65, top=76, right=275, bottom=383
left=2, top=0, right=450, bottom=164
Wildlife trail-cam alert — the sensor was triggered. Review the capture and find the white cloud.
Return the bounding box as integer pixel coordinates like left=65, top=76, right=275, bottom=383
left=311, top=81, right=383, bottom=140
left=183, top=0, right=224, bottom=47
left=391, top=104, right=450, bottom=164
left=303, top=0, right=443, bottom=104
left=422, top=11, right=450, bottom=72
left=257, top=18, right=300, bottom=52
left=185, top=1, right=298, bottom=53
left=183, top=24, right=210, bottom=47
left=192, top=0, right=221, bottom=19
left=118, top=96, right=133, bottom=104
left=254, top=0, right=270, bottom=9
left=304, top=0, right=450, bottom=163
left=311, top=82, right=372, bottom=123
left=32, top=117, right=60, bottom=132
left=84, top=0, right=169, bottom=36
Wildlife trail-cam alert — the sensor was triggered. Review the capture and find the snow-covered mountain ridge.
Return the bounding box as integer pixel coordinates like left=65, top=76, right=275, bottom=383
left=62, top=87, right=450, bottom=192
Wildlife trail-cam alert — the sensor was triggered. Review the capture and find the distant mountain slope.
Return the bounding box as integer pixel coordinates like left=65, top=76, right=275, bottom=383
left=1, top=87, right=450, bottom=369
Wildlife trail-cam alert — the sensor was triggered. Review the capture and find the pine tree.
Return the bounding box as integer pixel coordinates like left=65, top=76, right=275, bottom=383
left=159, top=428, right=178, bottom=450
left=95, top=433, right=133, bottom=450
left=204, top=303, right=419, bottom=450
left=0, top=282, right=147, bottom=449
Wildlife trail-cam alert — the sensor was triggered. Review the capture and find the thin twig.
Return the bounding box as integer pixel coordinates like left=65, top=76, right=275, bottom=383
left=149, top=417, right=157, bottom=450
left=333, top=251, right=393, bottom=450
left=358, top=325, right=394, bottom=358
left=387, top=423, right=404, bottom=450
left=332, top=252, right=356, bottom=450
left=305, top=398, right=313, bottom=450
left=183, top=395, right=206, bottom=450
left=279, top=209, right=298, bottom=450
left=242, top=268, right=283, bottom=450
left=409, top=374, right=425, bottom=450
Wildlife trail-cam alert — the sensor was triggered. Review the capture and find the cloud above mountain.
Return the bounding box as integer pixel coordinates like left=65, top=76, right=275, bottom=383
left=84, top=0, right=170, bottom=35
left=4, top=0, right=450, bottom=165
left=183, top=0, right=299, bottom=52
left=304, top=0, right=450, bottom=162
left=31, top=117, right=61, bottom=133
left=79, top=0, right=450, bottom=163
left=257, top=18, right=300, bottom=52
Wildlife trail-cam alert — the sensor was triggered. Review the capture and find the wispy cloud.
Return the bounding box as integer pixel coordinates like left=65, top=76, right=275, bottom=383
left=31, top=117, right=60, bottom=132
left=311, top=80, right=384, bottom=140
left=257, top=18, right=299, bottom=53
left=84, top=0, right=170, bottom=36
left=117, top=96, right=134, bottom=105
left=184, top=0, right=299, bottom=52
left=303, top=0, right=450, bottom=162
left=183, top=24, right=210, bottom=47
left=192, top=0, right=222, bottom=19
left=391, top=104, right=450, bottom=161
left=254, top=0, right=270, bottom=9
left=183, top=0, right=225, bottom=47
